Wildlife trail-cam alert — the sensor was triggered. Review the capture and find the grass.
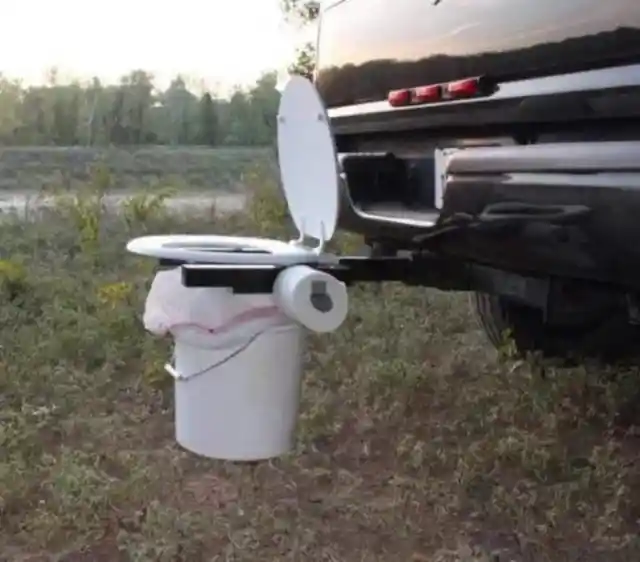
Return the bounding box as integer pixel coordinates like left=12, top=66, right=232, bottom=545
left=0, top=170, right=639, bottom=561
left=0, top=146, right=277, bottom=192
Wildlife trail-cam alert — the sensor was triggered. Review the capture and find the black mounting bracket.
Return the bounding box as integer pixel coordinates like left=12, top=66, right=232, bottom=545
left=156, top=254, right=550, bottom=310
left=172, top=255, right=468, bottom=292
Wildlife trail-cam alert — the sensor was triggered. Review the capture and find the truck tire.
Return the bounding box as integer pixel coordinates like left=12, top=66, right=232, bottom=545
left=471, top=292, right=640, bottom=363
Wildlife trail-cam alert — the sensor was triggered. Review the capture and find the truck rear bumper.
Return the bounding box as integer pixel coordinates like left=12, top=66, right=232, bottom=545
left=337, top=141, right=640, bottom=288
left=440, top=141, right=640, bottom=286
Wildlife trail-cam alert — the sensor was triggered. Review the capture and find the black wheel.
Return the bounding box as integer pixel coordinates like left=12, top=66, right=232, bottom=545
left=471, top=291, right=640, bottom=363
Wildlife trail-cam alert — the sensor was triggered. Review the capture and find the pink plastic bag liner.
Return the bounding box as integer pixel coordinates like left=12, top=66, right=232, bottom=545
left=143, top=267, right=291, bottom=350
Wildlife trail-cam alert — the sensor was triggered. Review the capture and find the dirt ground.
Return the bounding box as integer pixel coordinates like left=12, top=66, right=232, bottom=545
left=0, top=159, right=639, bottom=561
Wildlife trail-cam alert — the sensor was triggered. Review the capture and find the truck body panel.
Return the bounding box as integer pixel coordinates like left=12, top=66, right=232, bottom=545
left=316, top=0, right=640, bottom=108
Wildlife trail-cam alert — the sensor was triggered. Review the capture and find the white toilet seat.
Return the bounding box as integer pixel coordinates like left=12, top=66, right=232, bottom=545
left=126, top=234, right=334, bottom=265
left=126, top=75, right=340, bottom=266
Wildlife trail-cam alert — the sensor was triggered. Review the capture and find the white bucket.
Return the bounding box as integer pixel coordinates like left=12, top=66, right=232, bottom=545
left=169, top=315, right=305, bottom=461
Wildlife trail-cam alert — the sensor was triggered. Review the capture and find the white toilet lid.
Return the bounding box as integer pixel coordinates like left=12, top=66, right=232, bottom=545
left=277, top=74, right=340, bottom=243
left=126, top=75, right=341, bottom=265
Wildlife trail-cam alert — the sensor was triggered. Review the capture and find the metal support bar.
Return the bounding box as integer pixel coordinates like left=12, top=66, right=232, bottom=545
left=180, top=255, right=470, bottom=292
left=178, top=254, right=550, bottom=309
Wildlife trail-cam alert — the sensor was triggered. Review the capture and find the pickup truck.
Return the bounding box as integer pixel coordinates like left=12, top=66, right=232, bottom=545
left=314, top=0, right=640, bottom=362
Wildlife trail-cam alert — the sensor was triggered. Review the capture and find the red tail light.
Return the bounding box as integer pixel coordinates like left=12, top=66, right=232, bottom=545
left=412, top=84, right=442, bottom=103
left=387, top=76, right=489, bottom=107
left=388, top=89, right=411, bottom=107
left=446, top=77, right=480, bottom=98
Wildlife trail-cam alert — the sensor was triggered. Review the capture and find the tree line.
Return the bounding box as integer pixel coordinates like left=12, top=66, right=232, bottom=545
left=0, top=2, right=317, bottom=148
left=0, top=70, right=280, bottom=147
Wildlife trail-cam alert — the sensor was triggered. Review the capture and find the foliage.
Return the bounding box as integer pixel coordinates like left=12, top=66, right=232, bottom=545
left=0, top=70, right=280, bottom=147
left=280, top=0, right=320, bottom=23
left=281, top=0, right=320, bottom=78
left=0, top=1, right=318, bottom=148
left=288, top=42, right=318, bottom=80
left=52, top=165, right=111, bottom=256
left=0, top=258, right=29, bottom=301
left=121, top=187, right=175, bottom=231
left=197, top=93, right=219, bottom=146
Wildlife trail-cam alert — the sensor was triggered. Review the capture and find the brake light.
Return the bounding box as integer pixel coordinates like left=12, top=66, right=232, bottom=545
left=446, top=78, right=480, bottom=98
left=387, top=76, right=488, bottom=107
left=412, top=84, right=442, bottom=103
left=388, top=89, right=411, bottom=107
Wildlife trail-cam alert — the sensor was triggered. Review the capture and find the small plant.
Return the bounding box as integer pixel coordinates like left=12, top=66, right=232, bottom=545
left=96, top=281, right=134, bottom=309
left=0, top=258, right=28, bottom=301
left=52, top=164, right=111, bottom=256
left=245, top=163, right=290, bottom=236
left=121, top=187, right=175, bottom=230
left=496, top=328, right=518, bottom=362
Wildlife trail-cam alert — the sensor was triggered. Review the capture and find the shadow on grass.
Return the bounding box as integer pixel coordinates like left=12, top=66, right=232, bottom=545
left=0, top=178, right=638, bottom=562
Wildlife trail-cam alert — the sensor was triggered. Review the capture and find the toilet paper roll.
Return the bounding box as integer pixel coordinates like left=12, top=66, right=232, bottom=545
left=273, top=265, right=348, bottom=333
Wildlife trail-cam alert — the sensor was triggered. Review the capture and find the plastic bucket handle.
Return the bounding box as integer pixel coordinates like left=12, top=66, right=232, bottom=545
left=165, top=327, right=267, bottom=382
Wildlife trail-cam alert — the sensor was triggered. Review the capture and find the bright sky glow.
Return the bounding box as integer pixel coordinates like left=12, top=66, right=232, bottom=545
left=0, top=0, right=297, bottom=91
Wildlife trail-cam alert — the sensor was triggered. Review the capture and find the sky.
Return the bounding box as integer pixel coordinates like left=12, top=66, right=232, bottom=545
left=0, top=0, right=298, bottom=91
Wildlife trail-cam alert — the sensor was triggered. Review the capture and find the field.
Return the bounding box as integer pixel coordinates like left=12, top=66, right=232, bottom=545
left=1, top=147, right=639, bottom=561
left=0, top=146, right=277, bottom=192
